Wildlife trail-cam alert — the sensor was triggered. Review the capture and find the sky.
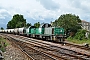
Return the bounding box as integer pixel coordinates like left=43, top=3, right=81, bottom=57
left=0, top=0, right=90, bottom=29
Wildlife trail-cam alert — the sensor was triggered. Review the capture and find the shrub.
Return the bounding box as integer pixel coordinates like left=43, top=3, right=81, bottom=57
left=74, top=29, right=86, bottom=40
left=88, top=32, right=90, bottom=39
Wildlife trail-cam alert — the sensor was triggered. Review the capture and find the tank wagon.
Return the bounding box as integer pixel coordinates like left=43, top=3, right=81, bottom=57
left=10, top=29, right=14, bottom=34
left=7, top=29, right=11, bottom=33
left=13, top=27, right=26, bottom=35
left=4, top=30, right=7, bottom=33
left=14, top=28, right=19, bottom=35
left=18, top=27, right=26, bottom=35
left=0, top=30, right=2, bottom=33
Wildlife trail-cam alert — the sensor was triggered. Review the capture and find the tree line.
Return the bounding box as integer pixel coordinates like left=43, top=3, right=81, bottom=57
left=3, top=13, right=89, bottom=39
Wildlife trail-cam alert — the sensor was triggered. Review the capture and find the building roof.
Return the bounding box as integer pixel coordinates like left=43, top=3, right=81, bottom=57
left=81, top=20, right=89, bottom=23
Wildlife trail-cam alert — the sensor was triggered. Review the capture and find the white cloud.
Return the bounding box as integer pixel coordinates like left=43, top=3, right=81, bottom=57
left=0, top=0, right=90, bottom=28
left=0, top=9, right=10, bottom=19
left=37, top=0, right=60, bottom=10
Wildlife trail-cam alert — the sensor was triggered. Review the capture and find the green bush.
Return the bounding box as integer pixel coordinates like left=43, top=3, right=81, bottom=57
left=67, top=36, right=73, bottom=40
left=88, top=32, right=90, bottom=39
left=68, top=29, right=87, bottom=40
left=0, top=37, right=8, bottom=52
left=0, top=47, right=5, bottom=52
left=74, top=29, right=86, bottom=40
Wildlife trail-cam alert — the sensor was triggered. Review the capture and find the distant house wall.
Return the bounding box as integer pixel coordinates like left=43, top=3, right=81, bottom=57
left=81, top=20, right=90, bottom=31
left=81, top=20, right=90, bottom=38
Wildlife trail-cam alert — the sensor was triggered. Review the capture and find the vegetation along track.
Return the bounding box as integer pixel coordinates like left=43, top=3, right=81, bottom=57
left=1, top=33, right=90, bottom=60
left=64, top=41, right=90, bottom=51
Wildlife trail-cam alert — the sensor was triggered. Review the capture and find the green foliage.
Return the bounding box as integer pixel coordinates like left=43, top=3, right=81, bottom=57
left=0, top=37, right=9, bottom=52
left=0, top=47, right=5, bottom=52
left=67, top=36, right=73, bottom=40
left=88, top=32, right=90, bottom=39
left=52, top=14, right=81, bottom=36
left=26, top=23, right=31, bottom=28
left=74, top=29, right=86, bottom=40
left=0, top=27, right=4, bottom=30
left=34, top=22, right=40, bottom=28
left=67, top=38, right=90, bottom=44
left=7, top=14, right=26, bottom=29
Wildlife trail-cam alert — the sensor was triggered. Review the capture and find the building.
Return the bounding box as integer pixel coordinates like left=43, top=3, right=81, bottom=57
left=81, top=20, right=90, bottom=31
left=81, top=20, right=90, bottom=38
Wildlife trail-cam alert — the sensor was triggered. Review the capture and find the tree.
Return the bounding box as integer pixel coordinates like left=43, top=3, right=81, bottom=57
left=52, top=14, right=82, bottom=36
left=7, top=14, right=26, bottom=29
left=0, top=27, right=4, bottom=30
left=51, top=19, right=58, bottom=27
left=26, top=23, right=31, bottom=28
left=34, top=22, right=40, bottom=28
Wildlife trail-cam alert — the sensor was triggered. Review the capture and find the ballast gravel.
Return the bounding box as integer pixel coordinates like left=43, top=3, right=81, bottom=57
left=3, top=41, right=27, bottom=60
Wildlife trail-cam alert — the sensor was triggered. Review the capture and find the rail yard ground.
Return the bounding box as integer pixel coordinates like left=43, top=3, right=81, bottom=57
left=0, top=35, right=28, bottom=60
left=0, top=33, right=90, bottom=60
left=3, top=44, right=27, bottom=60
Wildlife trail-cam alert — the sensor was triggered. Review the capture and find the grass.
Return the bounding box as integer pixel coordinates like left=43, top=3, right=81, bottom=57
left=0, top=37, right=9, bottom=52
left=67, top=38, right=90, bottom=45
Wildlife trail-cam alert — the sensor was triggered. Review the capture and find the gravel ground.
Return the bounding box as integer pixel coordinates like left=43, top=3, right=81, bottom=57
left=3, top=40, right=27, bottom=60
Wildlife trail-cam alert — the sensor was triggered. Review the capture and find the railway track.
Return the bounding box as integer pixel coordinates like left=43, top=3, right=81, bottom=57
left=1, top=34, right=64, bottom=60
left=17, top=34, right=90, bottom=51
left=1, top=33, right=90, bottom=60
left=15, top=35, right=90, bottom=60
left=12, top=34, right=90, bottom=53
left=64, top=42, right=90, bottom=50
left=16, top=41, right=56, bottom=60
left=9, top=34, right=90, bottom=50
